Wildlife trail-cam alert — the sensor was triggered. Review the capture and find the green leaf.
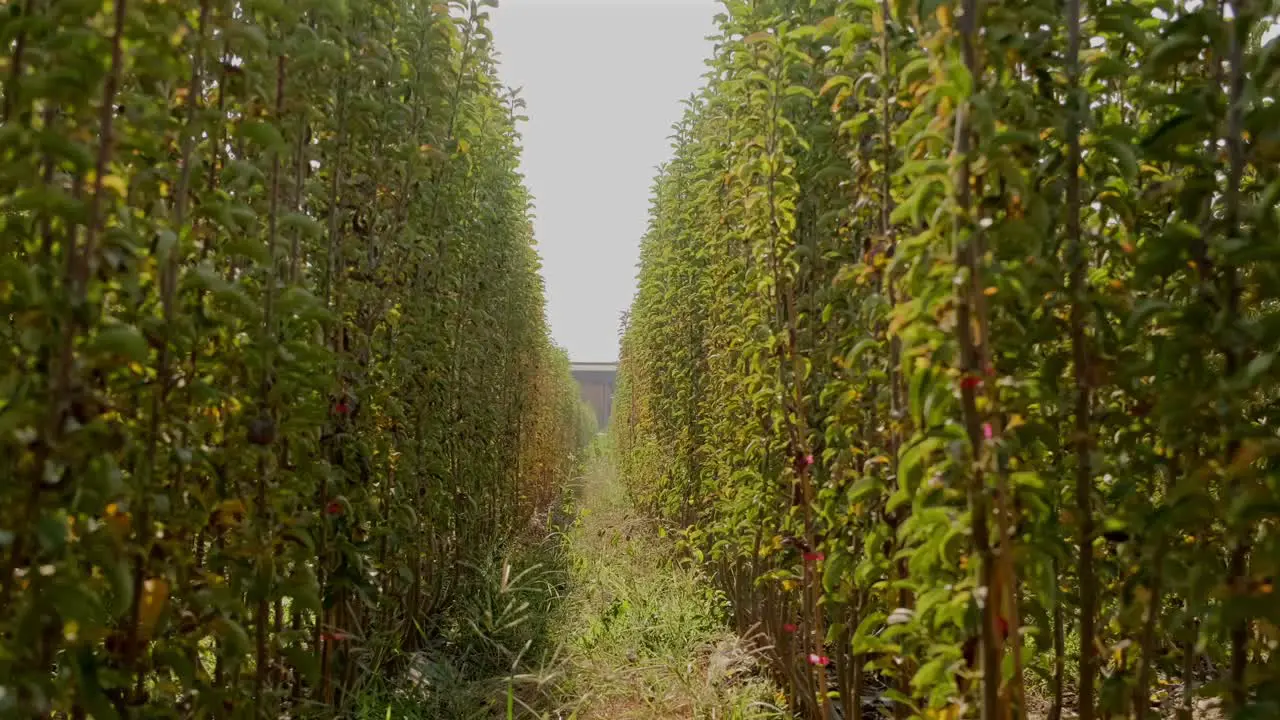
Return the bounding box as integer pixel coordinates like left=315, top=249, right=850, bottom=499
left=910, top=655, right=950, bottom=692
left=1140, top=113, right=1199, bottom=154
left=1245, top=353, right=1274, bottom=384
left=107, top=556, right=134, bottom=618
left=822, top=549, right=853, bottom=594
left=155, top=229, right=178, bottom=264
left=89, top=323, right=150, bottom=363
left=282, top=642, right=320, bottom=685
left=1095, top=137, right=1137, bottom=181
left=283, top=566, right=321, bottom=613
left=238, top=120, right=287, bottom=152
left=216, top=617, right=252, bottom=660
left=74, top=648, right=120, bottom=720
left=280, top=212, right=324, bottom=239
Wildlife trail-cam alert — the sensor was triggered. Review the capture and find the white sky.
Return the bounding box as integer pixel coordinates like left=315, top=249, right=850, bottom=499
left=491, top=0, right=718, bottom=362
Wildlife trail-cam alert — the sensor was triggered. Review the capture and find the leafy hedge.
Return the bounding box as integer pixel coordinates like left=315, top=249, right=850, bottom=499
left=0, top=0, right=587, bottom=716
left=615, top=0, right=1280, bottom=718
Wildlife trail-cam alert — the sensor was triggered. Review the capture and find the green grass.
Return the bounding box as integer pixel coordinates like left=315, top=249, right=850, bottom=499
left=546, top=459, right=784, bottom=719
left=343, top=532, right=571, bottom=720
left=345, top=447, right=783, bottom=719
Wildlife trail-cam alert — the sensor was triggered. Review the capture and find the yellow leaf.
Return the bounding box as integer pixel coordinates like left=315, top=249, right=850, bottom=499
left=927, top=706, right=961, bottom=720
left=104, top=503, right=131, bottom=541
left=935, top=5, right=952, bottom=30
left=101, top=174, right=128, bottom=197
left=215, top=499, right=247, bottom=526
left=139, top=578, right=170, bottom=639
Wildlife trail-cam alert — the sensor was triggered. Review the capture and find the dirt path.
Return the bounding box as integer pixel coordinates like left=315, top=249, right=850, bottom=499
left=544, top=456, right=783, bottom=720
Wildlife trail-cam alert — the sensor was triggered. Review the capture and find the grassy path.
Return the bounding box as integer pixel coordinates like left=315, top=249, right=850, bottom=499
left=543, top=455, right=784, bottom=720
left=348, top=451, right=781, bottom=719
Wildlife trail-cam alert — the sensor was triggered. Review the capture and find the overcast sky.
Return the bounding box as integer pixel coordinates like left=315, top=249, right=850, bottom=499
left=491, top=0, right=717, bottom=362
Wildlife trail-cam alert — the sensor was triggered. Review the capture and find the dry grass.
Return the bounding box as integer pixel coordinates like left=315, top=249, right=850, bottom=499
left=1023, top=682, right=1227, bottom=720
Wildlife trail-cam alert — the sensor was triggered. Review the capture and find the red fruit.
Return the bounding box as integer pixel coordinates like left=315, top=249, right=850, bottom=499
left=792, top=452, right=815, bottom=474
left=803, top=551, right=825, bottom=563
left=325, top=500, right=342, bottom=516
left=960, top=375, right=982, bottom=390
left=782, top=623, right=798, bottom=633
left=962, top=618, right=1012, bottom=669
left=807, top=653, right=830, bottom=666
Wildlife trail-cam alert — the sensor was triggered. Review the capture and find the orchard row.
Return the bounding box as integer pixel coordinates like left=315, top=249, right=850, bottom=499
left=0, top=0, right=588, bottom=716
left=615, top=0, right=1280, bottom=718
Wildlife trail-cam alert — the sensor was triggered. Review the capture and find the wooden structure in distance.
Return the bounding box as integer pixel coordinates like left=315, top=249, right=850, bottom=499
left=570, top=362, right=617, bottom=429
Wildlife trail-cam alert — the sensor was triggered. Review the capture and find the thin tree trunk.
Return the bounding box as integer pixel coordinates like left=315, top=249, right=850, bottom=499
left=1064, top=0, right=1096, bottom=715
